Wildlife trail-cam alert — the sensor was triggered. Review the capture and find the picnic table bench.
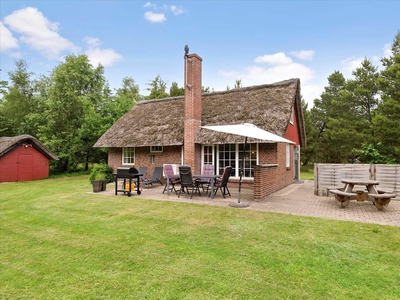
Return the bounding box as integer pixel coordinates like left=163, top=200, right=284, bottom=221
left=330, top=179, right=396, bottom=210
left=368, top=193, right=397, bottom=210
left=329, top=189, right=357, bottom=207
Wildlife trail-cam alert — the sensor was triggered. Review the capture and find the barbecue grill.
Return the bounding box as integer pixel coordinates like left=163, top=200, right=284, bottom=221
left=114, top=167, right=143, bottom=196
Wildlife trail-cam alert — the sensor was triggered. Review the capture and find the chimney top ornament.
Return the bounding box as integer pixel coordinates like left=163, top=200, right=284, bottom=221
left=184, top=45, right=189, bottom=56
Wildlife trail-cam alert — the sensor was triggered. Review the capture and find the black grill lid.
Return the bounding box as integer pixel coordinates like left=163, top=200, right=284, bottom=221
left=116, top=167, right=139, bottom=174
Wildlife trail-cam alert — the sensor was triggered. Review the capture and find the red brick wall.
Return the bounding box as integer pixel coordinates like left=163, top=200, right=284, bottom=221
left=183, top=53, right=202, bottom=174
left=258, top=143, right=278, bottom=164
left=109, top=142, right=294, bottom=200
left=108, top=146, right=182, bottom=182
left=253, top=143, right=294, bottom=200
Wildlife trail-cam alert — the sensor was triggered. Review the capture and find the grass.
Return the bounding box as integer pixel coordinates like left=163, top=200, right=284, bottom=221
left=1, top=176, right=400, bottom=299
left=301, top=165, right=314, bottom=180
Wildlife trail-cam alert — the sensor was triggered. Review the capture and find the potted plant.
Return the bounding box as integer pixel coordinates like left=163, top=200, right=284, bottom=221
left=89, top=164, right=114, bottom=192
left=92, top=173, right=106, bottom=193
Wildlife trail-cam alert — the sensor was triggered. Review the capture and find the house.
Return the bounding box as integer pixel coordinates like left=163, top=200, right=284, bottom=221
left=0, top=134, right=59, bottom=182
left=94, top=52, right=306, bottom=200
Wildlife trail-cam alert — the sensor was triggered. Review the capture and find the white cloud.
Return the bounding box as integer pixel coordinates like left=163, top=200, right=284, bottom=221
left=291, top=50, right=315, bottom=61
left=246, top=52, right=315, bottom=84
left=217, top=51, right=317, bottom=104
left=341, top=56, right=364, bottom=74
left=3, top=7, right=77, bottom=59
left=383, top=43, right=391, bottom=58
left=144, top=2, right=157, bottom=9
left=0, top=22, right=19, bottom=52
left=143, top=3, right=184, bottom=22
left=85, top=37, right=101, bottom=48
left=245, top=63, right=314, bottom=84
left=255, top=52, right=293, bottom=66
left=218, top=70, right=239, bottom=78
left=372, top=43, right=393, bottom=65
left=84, top=37, right=122, bottom=67
left=301, top=84, right=323, bottom=107
left=144, top=11, right=167, bottom=23
left=171, top=5, right=184, bottom=15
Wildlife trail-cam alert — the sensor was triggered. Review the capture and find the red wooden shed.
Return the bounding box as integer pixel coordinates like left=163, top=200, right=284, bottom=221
left=0, top=135, right=59, bottom=182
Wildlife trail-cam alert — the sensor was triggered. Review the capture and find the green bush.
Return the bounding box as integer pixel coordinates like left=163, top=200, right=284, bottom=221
left=89, top=164, right=114, bottom=183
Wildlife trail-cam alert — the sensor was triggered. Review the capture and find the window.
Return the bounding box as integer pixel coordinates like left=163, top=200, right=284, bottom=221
left=218, top=144, right=236, bottom=176
left=289, top=107, right=294, bottom=125
left=122, top=147, right=135, bottom=164
left=239, top=143, right=257, bottom=177
left=214, top=143, right=258, bottom=178
left=150, top=146, right=163, bottom=153
left=203, top=146, right=213, bottom=165
left=286, top=144, right=291, bottom=168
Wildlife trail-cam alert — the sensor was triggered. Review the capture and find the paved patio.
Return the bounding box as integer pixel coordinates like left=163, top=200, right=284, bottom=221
left=95, top=180, right=400, bottom=227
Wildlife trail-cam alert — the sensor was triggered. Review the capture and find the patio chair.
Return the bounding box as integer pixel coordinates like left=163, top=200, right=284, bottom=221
left=162, top=164, right=181, bottom=194
left=213, top=166, right=232, bottom=198
left=143, top=166, right=164, bottom=188
left=137, top=167, right=148, bottom=183
left=178, top=165, right=201, bottom=199
left=195, top=164, right=214, bottom=193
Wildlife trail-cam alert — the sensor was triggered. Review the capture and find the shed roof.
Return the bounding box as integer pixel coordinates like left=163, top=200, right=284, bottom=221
left=0, top=135, right=59, bottom=160
left=94, top=78, right=305, bottom=148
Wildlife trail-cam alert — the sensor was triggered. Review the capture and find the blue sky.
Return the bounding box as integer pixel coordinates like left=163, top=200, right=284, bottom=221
left=1, top=1, right=399, bottom=107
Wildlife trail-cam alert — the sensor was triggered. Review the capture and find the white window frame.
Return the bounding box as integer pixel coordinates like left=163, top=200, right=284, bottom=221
left=201, top=145, right=214, bottom=166
left=204, top=143, right=258, bottom=178
left=122, top=147, right=135, bottom=165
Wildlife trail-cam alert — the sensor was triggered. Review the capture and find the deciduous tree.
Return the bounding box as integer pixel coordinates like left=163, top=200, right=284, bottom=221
left=146, top=75, right=169, bottom=99
left=0, top=60, right=37, bottom=136
left=38, top=54, right=107, bottom=172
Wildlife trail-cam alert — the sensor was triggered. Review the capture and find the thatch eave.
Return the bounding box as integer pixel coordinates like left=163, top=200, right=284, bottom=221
left=94, top=96, right=185, bottom=148
left=94, top=78, right=305, bottom=148
left=0, top=135, right=59, bottom=160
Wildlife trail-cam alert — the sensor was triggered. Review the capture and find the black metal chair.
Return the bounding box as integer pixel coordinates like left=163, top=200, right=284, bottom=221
left=213, top=166, right=232, bottom=198
left=178, top=165, right=201, bottom=199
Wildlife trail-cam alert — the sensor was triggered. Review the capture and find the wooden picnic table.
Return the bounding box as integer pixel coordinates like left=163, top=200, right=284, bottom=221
left=341, top=178, right=379, bottom=196
left=330, top=179, right=396, bottom=210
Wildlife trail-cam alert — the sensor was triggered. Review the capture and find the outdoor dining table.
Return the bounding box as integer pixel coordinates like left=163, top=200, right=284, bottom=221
left=341, top=178, right=380, bottom=197
left=165, top=173, right=221, bottom=199
left=193, top=174, right=222, bottom=199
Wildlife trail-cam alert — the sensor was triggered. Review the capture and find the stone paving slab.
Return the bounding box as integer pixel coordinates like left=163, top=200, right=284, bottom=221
left=94, top=180, right=400, bottom=227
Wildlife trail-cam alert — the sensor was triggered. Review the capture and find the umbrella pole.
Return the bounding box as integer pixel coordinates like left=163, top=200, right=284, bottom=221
left=238, top=136, right=247, bottom=203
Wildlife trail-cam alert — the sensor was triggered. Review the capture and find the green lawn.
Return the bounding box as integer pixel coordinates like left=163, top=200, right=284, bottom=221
left=1, top=176, right=400, bottom=299
left=300, top=165, right=314, bottom=180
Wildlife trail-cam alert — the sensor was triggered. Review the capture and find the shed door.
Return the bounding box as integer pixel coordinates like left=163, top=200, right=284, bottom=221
left=18, top=155, right=33, bottom=181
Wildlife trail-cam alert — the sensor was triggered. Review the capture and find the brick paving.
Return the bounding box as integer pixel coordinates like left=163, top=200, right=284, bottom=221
left=97, top=180, right=400, bottom=227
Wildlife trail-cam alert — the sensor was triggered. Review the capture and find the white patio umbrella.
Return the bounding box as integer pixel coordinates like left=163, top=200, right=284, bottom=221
left=201, top=123, right=295, bottom=205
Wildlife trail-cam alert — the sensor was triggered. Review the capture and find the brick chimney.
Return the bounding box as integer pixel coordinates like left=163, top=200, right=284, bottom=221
left=183, top=53, right=202, bottom=173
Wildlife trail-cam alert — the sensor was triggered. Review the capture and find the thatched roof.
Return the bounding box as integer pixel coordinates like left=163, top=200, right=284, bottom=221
left=0, top=135, right=59, bottom=160
left=94, top=78, right=306, bottom=148
left=95, top=96, right=185, bottom=148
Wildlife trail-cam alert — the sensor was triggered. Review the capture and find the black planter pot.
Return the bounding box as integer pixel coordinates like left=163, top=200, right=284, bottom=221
left=92, top=180, right=103, bottom=193
left=101, top=179, right=107, bottom=191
